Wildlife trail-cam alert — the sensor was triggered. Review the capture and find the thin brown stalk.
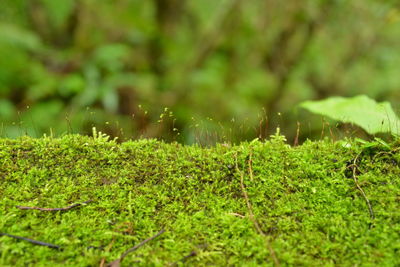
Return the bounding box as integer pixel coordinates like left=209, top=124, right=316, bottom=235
left=228, top=212, right=245, bottom=218
left=320, top=118, right=325, bottom=139
left=235, top=153, right=280, bottom=266
left=328, top=122, right=335, bottom=142
left=351, top=153, right=375, bottom=221
left=100, top=238, right=116, bottom=267
left=107, top=229, right=165, bottom=267
left=16, top=200, right=93, bottom=211
left=0, top=233, right=61, bottom=250
left=293, top=122, right=300, bottom=146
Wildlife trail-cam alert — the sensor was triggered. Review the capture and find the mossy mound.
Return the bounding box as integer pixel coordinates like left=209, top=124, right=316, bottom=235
left=1, top=134, right=400, bottom=266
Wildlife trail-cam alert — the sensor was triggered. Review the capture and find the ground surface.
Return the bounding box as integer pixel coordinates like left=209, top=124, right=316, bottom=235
left=0, top=134, right=399, bottom=266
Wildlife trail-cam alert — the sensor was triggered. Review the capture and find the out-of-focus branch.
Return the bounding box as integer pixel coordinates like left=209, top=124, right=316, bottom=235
left=27, top=0, right=79, bottom=47
left=186, top=0, right=243, bottom=72
left=27, top=0, right=52, bottom=43
left=154, top=0, right=186, bottom=35
left=167, top=0, right=244, bottom=103
left=263, top=16, right=319, bottom=117
left=60, top=0, right=80, bottom=47
left=150, top=0, right=186, bottom=82
left=260, top=1, right=338, bottom=129
left=308, top=26, right=380, bottom=99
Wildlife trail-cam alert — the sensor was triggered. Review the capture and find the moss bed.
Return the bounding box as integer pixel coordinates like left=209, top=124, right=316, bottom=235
left=1, top=134, right=400, bottom=266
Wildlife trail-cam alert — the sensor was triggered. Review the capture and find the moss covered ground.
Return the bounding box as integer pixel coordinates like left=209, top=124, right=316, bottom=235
left=1, top=133, right=400, bottom=266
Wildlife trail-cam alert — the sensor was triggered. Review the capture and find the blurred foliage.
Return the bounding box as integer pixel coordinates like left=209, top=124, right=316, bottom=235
left=0, top=0, right=400, bottom=143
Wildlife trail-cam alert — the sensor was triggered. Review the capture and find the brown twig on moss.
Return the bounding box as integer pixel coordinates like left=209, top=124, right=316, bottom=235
left=107, top=229, right=165, bottom=267
left=174, top=251, right=197, bottom=265
left=169, top=244, right=207, bottom=266
left=0, top=233, right=61, bottom=250
left=100, top=238, right=116, bottom=267
left=16, top=200, right=93, bottom=211
left=234, top=153, right=280, bottom=266
left=228, top=212, right=245, bottom=218
left=350, top=153, right=375, bottom=222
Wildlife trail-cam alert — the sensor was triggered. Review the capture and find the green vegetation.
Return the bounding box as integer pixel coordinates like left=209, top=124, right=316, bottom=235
left=1, top=1, right=400, bottom=142
left=2, top=1, right=399, bottom=265
left=1, top=134, right=400, bottom=266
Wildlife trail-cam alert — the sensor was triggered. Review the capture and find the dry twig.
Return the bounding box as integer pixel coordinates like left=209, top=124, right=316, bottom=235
left=16, top=200, right=93, bottom=211
left=107, top=229, right=165, bottom=267
left=0, top=233, right=61, bottom=250
left=227, top=212, right=245, bottom=218
left=169, top=244, right=208, bottom=266
left=350, top=153, right=375, bottom=222
left=99, top=238, right=116, bottom=267
left=169, top=251, right=197, bottom=266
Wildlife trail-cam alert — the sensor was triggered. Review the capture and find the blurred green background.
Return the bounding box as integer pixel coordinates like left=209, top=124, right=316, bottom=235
left=0, top=0, right=399, bottom=144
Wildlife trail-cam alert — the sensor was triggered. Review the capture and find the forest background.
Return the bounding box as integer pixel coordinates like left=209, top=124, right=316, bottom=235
left=0, top=0, right=399, bottom=144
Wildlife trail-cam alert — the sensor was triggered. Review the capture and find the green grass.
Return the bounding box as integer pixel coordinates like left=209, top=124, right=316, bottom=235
left=1, top=133, right=400, bottom=266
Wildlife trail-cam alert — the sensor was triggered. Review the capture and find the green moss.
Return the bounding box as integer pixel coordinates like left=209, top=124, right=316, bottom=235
left=1, top=134, right=400, bottom=266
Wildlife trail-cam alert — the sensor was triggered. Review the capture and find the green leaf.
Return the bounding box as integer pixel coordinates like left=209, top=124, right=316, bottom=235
left=0, top=99, right=16, bottom=119
left=0, top=23, right=42, bottom=51
left=92, top=43, right=131, bottom=72
left=40, top=0, right=75, bottom=28
left=299, top=95, right=400, bottom=135
left=58, top=74, right=85, bottom=97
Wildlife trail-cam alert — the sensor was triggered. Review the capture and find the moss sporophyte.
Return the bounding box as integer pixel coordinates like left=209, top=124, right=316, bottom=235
left=1, top=134, right=400, bottom=266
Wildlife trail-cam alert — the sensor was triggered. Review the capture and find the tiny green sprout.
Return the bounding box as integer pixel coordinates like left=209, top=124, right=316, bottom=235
left=92, top=127, right=115, bottom=142
left=269, top=127, right=287, bottom=143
